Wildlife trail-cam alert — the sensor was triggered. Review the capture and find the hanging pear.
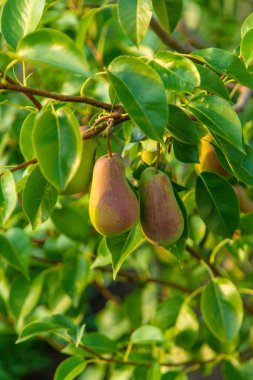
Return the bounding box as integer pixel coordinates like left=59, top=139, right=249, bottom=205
left=89, top=154, right=139, bottom=237
left=139, top=167, right=184, bottom=246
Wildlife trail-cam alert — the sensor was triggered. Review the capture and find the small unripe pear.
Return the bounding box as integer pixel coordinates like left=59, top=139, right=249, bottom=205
left=139, top=167, right=184, bottom=246
left=196, top=135, right=230, bottom=178
left=89, top=154, right=139, bottom=237
left=233, top=184, right=253, bottom=213
left=61, top=127, right=99, bottom=195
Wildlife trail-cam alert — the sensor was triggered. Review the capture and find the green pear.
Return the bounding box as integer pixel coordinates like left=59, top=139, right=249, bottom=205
left=234, top=184, right=253, bottom=213
left=89, top=154, right=139, bottom=237
left=61, top=127, right=99, bottom=195
left=196, top=135, right=231, bottom=178
left=139, top=167, right=184, bottom=246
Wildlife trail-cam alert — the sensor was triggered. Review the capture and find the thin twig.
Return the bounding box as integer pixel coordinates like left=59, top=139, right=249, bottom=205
left=0, top=82, right=124, bottom=113
left=234, top=86, right=253, bottom=112
left=149, top=17, right=195, bottom=54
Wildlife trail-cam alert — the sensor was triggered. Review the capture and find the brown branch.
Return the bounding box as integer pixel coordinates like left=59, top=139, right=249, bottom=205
left=234, top=86, right=253, bottom=113
left=0, top=158, right=37, bottom=177
left=100, top=267, right=191, bottom=294
left=177, top=21, right=211, bottom=49
left=0, top=71, right=42, bottom=110
left=149, top=17, right=195, bottom=54
left=0, top=82, right=124, bottom=113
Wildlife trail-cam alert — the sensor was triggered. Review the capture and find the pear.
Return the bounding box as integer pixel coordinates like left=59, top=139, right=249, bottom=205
left=61, top=127, right=99, bottom=195
left=234, top=184, right=253, bottom=213
left=139, top=167, right=184, bottom=246
left=89, top=154, right=139, bottom=237
left=196, top=135, right=231, bottom=178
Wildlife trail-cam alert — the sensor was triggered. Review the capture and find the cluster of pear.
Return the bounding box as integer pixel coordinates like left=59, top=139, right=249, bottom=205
left=197, top=134, right=253, bottom=214
left=63, top=131, right=184, bottom=246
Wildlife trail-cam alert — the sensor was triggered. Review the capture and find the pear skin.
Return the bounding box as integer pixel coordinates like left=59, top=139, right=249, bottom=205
left=89, top=154, right=139, bottom=237
left=139, top=167, right=184, bottom=246
left=62, top=127, right=99, bottom=195
left=196, top=136, right=230, bottom=178
left=234, top=184, right=253, bottom=213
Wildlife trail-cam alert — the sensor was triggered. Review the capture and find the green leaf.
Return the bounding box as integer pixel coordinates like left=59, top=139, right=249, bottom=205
left=62, top=251, right=90, bottom=307
left=241, top=13, right=253, bottom=38
left=175, top=304, right=199, bottom=350
left=17, top=271, right=46, bottom=331
left=17, top=314, right=75, bottom=343
left=20, top=113, right=36, bottom=161
left=240, top=29, right=253, bottom=74
left=152, top=51, right=200, bottom=92
left=81, top=333, right=117, bottom=354
left=106, top=224, right=145, bottom=279
left=168, top=105, right=200, bottom=144
left=108, top=56, right=168, bottom=142
left=117, top=0, right=152, bottom=46
left=17, top=29, right=88, bottom=75
left=189, top=95, right=243, bottom=152
left=51, top=200, right=90, bottom=242
left=131, top=325, right=164, bottom=345
left=195, top=63, right=230, bottom=100
left=201, top=277, right=243, bottom=342
left=152, top=0, right=183, bottom=33
left=223, top=359, right=253, bottom=380
left=153, top=296, right=183, bottom=331
left=173, top=140, right=199, bottom=163
left=23, top=165, right=58, bottom=229
left=0, top=171, right=17, bottom=226
left=0, top=229, right=31, bottom=277
left=196, top=172, right=239, bottom=237
left=1, top=0, right=45, bottom=48
left=91, top=238, right=111, bottom=269
left=54, top=357, right=86, bottom=380
left=33, top=107, right=82, bottom=191
left=240, top=212, right=253, bottom=235
left=191, top=48, right=253, bottom=88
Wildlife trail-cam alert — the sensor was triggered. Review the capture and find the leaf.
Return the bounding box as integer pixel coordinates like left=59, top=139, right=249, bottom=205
left=195, top=63, right=230, bottom=100
left=175, top=304, right=199, bottom=350
left=17, top=271, right=46, bottom=331
left=189, top=95, right=243, bottom=152
left=54, top=357, right=86, bottom=380
left=196, top=172, right=239, bottom=237
left=201, top=277, right=243, bottom=342
left=0, top=171, right=17, bottom=226
left=117, top=0, right=152, bottom=46
left=240, top=29, right=253, bottom=73
left=51, top=200, right=90, bottom=242
left=153, top=296, right=183, bottom=330
left=168, top=105, right=200, bottom=144
left=240, top=213, right=253, bottom=235
left=106, top=224, right=145, bottom=279
left=91, top=238, right=112, bottom=269
left=241, top=13, right=253, bottom=38
left=17, top=314, right=75, bottom=343
left=0, top=229, right=31, bottom=277
left=131, top=325, right=164, bottom=345
left=33, top=107, right=82, bottom=191
left=152, top=0, right=183, bottom=33
left=1, top=0, right=45, bottom=48
left=223, top=359, right=253, bottom=380
left=17, top=29, right=88, bottom=75
left=152, top=51, right=200, bottom=92
left=62, top=251, right=90, bottom=308
left=20, top=113, right=36, bottom=161
left=81, top=333, right=117, bottom=354
left=23, top=165, right=58, bottom=229
left=173, top=140, right=199, bottom=163
left=108, top=56, right=168, bottom=142
left=191, top=48, right=253, bottom=88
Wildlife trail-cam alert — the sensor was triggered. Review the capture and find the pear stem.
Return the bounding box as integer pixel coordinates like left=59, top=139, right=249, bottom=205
left=106, top=120, right=114, bottom=158
left=155, top=143, right=161, bottom=174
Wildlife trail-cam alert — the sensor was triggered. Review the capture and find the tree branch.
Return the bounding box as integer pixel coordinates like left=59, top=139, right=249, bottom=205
left=0, top=71, right=42, bottom=110
left=234, top=86, right=253, bottom=113
left=149, top=17, right=195, bottom=54
left=0, top=82, right=124, bottom=113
